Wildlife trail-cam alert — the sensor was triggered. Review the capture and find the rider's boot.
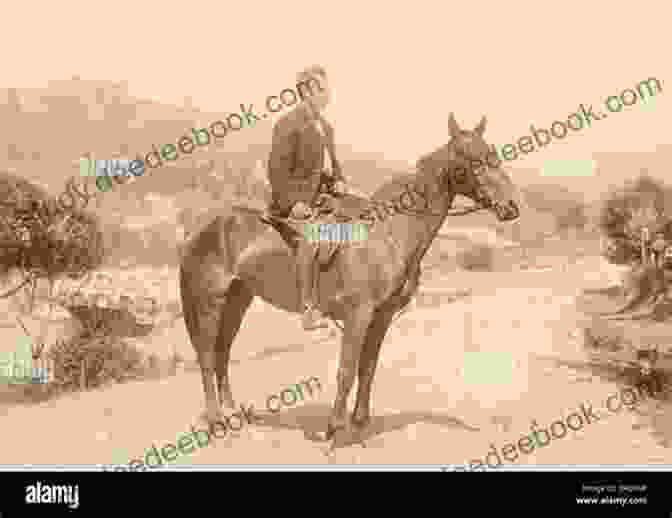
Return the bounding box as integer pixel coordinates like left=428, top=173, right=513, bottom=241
left=297, top=239, right=328, bottom=330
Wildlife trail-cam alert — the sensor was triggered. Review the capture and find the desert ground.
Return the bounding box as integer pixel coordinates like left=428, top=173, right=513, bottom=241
left=1, top=236, right=671, bottom=468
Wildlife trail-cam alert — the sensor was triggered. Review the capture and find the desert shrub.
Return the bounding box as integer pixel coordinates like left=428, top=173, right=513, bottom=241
left=0, top=173, right=106, bottom=280
left=599, top=173, right=672, bottom=264
left=457, top=243, right=495, bottom=271
left=600, top=173, right=672, bottom=238
left=602, top=236, right=639, bottom=265
left=580, top=318, right=671, bottom=391
left=47, top=333, right=146, bottom=392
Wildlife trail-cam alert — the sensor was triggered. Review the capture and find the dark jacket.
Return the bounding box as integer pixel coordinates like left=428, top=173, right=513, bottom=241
left=267, top=103, right=345, bottom=214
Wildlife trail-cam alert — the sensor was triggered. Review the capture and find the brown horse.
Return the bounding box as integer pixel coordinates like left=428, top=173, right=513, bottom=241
left=179, top=113, right=521, bottom=446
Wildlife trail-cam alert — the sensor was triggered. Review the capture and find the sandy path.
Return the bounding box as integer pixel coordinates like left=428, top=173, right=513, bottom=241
left=1, top=259, right=670, bottom=467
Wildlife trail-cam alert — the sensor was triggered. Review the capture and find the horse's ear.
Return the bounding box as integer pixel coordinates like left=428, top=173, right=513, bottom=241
left=474, top=116, right=487, bottom=136
left=448, top=113, right=460, bottom=139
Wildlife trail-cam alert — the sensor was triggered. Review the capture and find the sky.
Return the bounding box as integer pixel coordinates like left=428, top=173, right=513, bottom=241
left=3, top=0, right=670, bottom=172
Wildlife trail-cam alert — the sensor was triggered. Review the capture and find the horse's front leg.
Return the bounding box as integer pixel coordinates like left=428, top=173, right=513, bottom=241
left=319, top=303, right=375, bottom=443
left=352, top=304, right=397, bottom=431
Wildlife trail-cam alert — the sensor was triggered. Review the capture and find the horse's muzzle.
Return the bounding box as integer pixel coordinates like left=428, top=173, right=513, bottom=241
left=493, top=200, right=520, bottom=222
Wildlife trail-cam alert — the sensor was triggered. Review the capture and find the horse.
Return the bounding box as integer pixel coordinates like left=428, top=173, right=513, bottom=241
left=179, top=113, right=521, bottom=446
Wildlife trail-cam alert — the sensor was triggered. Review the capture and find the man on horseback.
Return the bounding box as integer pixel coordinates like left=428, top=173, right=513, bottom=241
left=267, top=65, right=349, bottom=330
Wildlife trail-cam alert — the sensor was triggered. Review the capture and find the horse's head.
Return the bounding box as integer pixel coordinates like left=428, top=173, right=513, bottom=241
left=419, top=114, right=520, bottom=222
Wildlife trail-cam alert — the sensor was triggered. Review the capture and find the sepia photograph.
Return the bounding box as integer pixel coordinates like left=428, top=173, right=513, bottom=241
left=0, top=0, right=670, bottom=511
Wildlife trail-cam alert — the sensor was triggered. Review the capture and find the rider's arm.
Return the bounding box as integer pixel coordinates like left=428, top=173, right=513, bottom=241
left=326, top=126, right=346, bottom=183
left=332, top=158, right=346, bottom=183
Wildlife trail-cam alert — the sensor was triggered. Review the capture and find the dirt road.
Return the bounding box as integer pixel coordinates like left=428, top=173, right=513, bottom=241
left=2, top=257, right=671, bottom=467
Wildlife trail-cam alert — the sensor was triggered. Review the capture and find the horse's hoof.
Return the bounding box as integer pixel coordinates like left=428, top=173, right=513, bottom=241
left=351, top=415, right=370, bottom=432
left=312, top=429, right=333, bottom=442
left=313, top=430, right=329, bottom=442
left=313, top=423, right=345, bottom=442
left=328, top=427, right=357, bottom=451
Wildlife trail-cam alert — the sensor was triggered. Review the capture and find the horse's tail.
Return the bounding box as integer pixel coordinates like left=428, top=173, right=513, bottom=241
left=179, top=262, right=199, bottom=344
left=179, top=212, right=242, bottom=341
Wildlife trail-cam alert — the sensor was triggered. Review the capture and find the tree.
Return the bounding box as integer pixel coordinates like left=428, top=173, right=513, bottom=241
left=0, top=170, right=107, bottom=349
left=598, top=173, right=672, bottom=320
left=600, top=173, right=672, bottom=242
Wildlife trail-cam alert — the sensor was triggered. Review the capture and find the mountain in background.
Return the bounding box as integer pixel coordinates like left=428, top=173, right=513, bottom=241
left=1, top=76, right=668, bottom=265
left=3, top=76, right=667, bottom=198
left=0, top=77, right=415, bottom=265
left=0, top=77, right=412, bottom=199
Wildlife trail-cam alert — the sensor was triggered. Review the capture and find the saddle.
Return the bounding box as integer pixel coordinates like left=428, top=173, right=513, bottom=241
left=260, top=193, right=371, bottom=269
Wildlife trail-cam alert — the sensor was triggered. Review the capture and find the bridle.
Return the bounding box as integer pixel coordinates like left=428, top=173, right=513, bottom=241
left=373, top=160, right=497, bottom=220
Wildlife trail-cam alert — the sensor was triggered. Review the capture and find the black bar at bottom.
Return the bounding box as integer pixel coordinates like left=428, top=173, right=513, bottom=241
left=0, top=470, right=666, bottom=515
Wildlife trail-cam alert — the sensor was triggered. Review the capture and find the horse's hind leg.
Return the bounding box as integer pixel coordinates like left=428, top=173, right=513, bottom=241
left=352, top=306, right=396, bottom=431
left=214, top=279, right=254, bottom=410
left=180, top=265, right=228, bottom=428
left=193, top=298, right=226, bottom=427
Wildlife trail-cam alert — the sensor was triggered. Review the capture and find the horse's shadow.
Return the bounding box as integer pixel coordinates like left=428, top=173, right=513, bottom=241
left=249, top=402, right=480, bottom=449
left=231, top=332, right=336, bottom=365
left=582, top=286, right=624, bottom=297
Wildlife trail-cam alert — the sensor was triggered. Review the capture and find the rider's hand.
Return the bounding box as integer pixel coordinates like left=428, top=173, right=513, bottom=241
left=291, top=201, right=313, bottom=219
left=333, top=181, right=347, bottom=196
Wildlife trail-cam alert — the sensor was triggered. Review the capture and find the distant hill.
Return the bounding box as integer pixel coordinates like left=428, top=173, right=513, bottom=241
left=509, top=149, right=672, bottom=205
left=4, top=78, right=668, bottom=195
left=0, top=78, right=412, bottom=200
left=2, top=77, right=667, bottom=268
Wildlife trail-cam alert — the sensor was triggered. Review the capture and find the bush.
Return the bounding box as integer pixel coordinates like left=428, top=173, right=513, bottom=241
left=600, top=173, right=672, bottom=238
left=599, top=173, right=672, bottom=265
left=602, top=236, right=639, bottom=265
left=47, top=333, right=146, bottom=392
left=457, top=244, right=495, bottom=271
left=0, top=174, right=106, bottom=279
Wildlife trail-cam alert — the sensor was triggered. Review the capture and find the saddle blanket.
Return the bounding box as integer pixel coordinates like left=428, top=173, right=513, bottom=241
left=303, top=222, right=369, bottom=244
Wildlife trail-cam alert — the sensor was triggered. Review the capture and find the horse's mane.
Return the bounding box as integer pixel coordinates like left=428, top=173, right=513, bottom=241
left=371, top=173, right=418, bottom=202
left=371, top=143, right=451, bottom=202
